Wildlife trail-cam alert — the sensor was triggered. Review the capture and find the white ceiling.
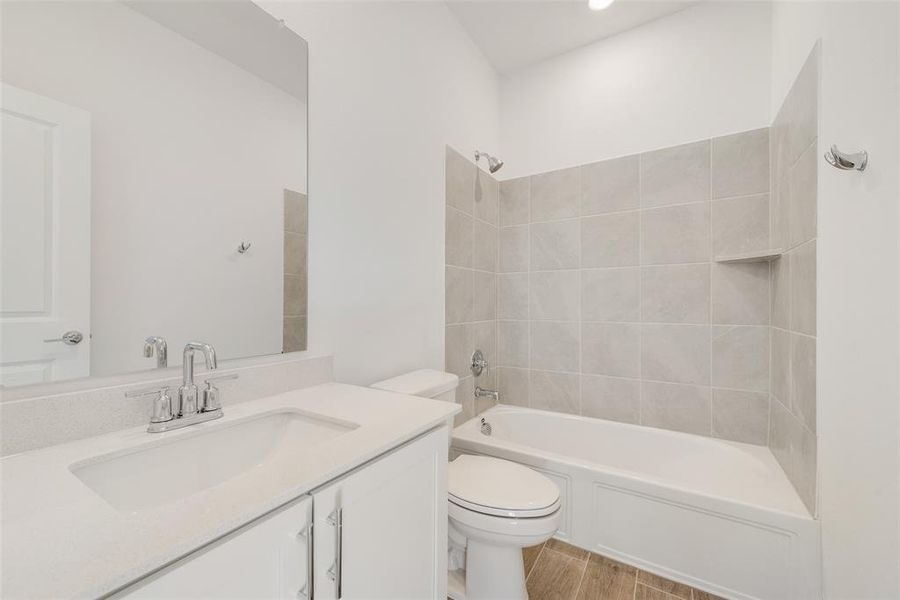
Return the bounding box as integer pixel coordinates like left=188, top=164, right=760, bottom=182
left=446, top=0, right=700, bottom=72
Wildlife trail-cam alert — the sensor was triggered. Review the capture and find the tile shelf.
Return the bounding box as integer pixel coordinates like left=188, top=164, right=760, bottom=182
left=714, top=249, right=784, bottom=263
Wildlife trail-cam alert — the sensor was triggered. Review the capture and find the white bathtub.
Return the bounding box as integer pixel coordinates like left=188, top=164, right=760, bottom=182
left=452, top=405, right=821, bottom=600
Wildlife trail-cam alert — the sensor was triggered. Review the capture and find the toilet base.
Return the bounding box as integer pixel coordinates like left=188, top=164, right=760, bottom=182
left=452, top=539, right=528, bottom=600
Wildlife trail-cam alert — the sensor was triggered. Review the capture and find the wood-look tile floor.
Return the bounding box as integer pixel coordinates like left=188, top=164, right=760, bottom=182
left=523, top=539, right=724, bottom=600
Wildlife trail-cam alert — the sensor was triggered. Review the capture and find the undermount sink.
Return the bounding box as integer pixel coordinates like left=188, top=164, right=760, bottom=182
left=70, top=410, right=357, bottom=512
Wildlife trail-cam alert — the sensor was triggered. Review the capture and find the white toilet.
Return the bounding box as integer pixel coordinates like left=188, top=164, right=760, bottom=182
left=372, top=370, right=562, bottom=600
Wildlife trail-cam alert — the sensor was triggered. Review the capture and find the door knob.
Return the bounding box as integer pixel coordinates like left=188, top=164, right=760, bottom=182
left=43, top=330, right=84, bottom=345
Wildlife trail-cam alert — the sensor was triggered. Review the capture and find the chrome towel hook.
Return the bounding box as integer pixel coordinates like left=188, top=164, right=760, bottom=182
left=825, top=145, right=868, bottom=171
left=237, top=241, right=252, bottom=254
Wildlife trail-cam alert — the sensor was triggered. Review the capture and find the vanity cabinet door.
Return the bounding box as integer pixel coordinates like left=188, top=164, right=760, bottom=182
left=313, top=427, right=448, bottom=600
left=122, top=495, right=313, bottom=599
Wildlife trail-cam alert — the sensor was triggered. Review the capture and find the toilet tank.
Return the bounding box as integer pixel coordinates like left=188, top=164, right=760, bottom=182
left=371, top=369, right=459, bottom=403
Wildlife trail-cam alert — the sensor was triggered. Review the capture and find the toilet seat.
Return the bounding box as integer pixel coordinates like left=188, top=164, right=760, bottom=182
left=448, top=455, right=560, bottom=518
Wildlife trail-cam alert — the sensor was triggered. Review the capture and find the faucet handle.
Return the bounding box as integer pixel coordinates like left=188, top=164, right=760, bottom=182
left=125, top=385, right=174, bottom=424
left=201, top=373, right=237, bottom=413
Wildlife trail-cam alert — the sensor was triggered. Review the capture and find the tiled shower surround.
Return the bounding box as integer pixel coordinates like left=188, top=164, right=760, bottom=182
left=445, top=148, right=500, bottom=423
left=444, top=46, right=817, bottom=513
left=767, top=46, right=819, bottom=514
left=491, top=130, right=774, bottom=447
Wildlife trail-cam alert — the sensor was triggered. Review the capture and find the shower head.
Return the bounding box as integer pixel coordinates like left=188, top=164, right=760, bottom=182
left=475, top=150, right=504, bottom=174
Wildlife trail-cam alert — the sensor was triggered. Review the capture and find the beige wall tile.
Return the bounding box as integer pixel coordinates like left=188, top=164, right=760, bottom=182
left=581, top=155, right=639, bottom=215
left=581, top=212, right=639, bottom=268
left=472, top=219, right=498, bottom=272
left=640, top=264, right=710, bottom=324
left=530, top=370, right=580, bottom=414
left=530, top=167, right=580, bottom=222
left=498, top=273, right=528, bottom=320
left=500, top=177, right=530, bottom=226
left=498, top=367, right=529, bottom=407
left=791, top=333, right=816, bottom=432
left=446, top=147, right=475, bottom=214
left=474, top=169, right=499, bottom=225
left=284, top=189, right=307, bottom=234
left=446, top=207, right=473, bottom=268
left=770, top=161, right=791, bottom=252
left=530, top=270, right=580, bottom=321
left=531, top=220, right=581, bottom=270
left=641, top=203, right=710, bottom=265
left=641, top=381, right=711, bottom=435
left=531, top=321, right=580, bottom=372
left=445, top=324, right=472, bottom=378
left=640, top=140, right=710, bottom=208
left=769, top=399, right=795, bottom=479
left=711, top=325, right=769, bottom=392
left=711, top=128, right=769, bottom=199
left=284, top=232, right=307, bottom=276
left=445, top=266, right=474, bottom=325
left=770, top=398, right=816, bottom=514
left=711, top=388, right=768, bottom=445
left=793, top=418, right=817, bottom=514
left=711, top=262, right=769, bottom=326
left=498, top=321, right=529, bottom=368
left=284, top=274, right=306, bottom=317
left=581, top=375, right=640, bottom=424
left=771, top=327, right=791, bottom=407
left=790, top=241, right=816, bottom=336
left=282, top=316, right=307, bottom=353
left=711, top=194, right=770, bottom=257
left=582, top=268, right=640, bottom=322
left=641, top=324, right=710, bottom=385
left=582, top=322, right=641, bottom=378
left=454, top=375, right=475, bottom=425
left=499, top=225, right=529, bottom=272
left=789, top=143, right=817, bottom=248
left=770, top=255, right=790, bottom=329
left=472, top=270, right=497, bottom=322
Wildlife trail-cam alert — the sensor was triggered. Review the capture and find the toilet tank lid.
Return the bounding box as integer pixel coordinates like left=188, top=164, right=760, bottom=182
left=371, top=369, right=459, bottom=398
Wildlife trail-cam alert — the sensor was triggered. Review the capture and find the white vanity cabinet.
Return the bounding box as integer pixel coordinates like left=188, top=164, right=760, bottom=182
left=312, top=427, right=448, bottom=599
left=124, top=496, right=314, bottom=599
left=121, top=426, right=447, bottom=600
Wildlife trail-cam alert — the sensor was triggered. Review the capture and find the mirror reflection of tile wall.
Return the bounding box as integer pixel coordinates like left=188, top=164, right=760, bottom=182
left=283, top=189, right=308, bottom=352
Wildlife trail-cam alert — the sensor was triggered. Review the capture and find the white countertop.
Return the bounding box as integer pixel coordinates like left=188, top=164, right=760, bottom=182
left=1, top=383, right=459, bottom=599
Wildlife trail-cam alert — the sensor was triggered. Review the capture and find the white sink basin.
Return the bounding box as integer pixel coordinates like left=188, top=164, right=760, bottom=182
left=70, top=410, right=357, bottom=512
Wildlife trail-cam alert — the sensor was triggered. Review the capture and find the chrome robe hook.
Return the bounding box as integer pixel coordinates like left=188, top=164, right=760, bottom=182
left=824, top=145, right=867, bottom=171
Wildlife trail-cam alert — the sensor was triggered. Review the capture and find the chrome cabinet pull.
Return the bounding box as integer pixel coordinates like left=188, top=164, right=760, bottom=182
left=43, top=330, right=83, bottom=345
left=296, top=519, right=314, bottom=599
left=326, top=507, right=343, bottom=599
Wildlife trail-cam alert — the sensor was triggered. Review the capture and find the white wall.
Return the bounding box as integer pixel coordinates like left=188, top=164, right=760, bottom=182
left=259, top=1, right=500, bottom=385
left=498, top=1, right=772, bottom=179
left=770, top=2, right=900, bottom=598
left=2, top=1, right=306, bottom=376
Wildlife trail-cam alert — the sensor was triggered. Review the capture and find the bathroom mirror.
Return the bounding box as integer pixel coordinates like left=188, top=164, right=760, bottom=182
left=0, top=0, right=308, bottom=388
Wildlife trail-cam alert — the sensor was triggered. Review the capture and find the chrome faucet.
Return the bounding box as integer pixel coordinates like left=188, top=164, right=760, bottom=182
left=124, top=341, right=231, bottom=433
left=179, top=341, right=217, bottom=416
left=143, top=336, right=168, bottom=368
left=475, top=386, right=499, bottom=402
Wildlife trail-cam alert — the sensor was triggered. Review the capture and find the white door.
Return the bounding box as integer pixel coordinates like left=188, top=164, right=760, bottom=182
left=121, top=495, right=313, bottom=599
left=0, top=83, right=91, bottom=386
left=314, top=428, right=448, bottom=600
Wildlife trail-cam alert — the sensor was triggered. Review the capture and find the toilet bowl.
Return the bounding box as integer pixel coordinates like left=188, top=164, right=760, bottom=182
left=448, top=455, right=561, bottom=600
left=369, top=370, right=561, bottom=600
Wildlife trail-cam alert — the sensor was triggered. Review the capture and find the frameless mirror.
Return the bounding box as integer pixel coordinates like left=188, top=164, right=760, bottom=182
left=0, top=0, right=308, bottom=388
